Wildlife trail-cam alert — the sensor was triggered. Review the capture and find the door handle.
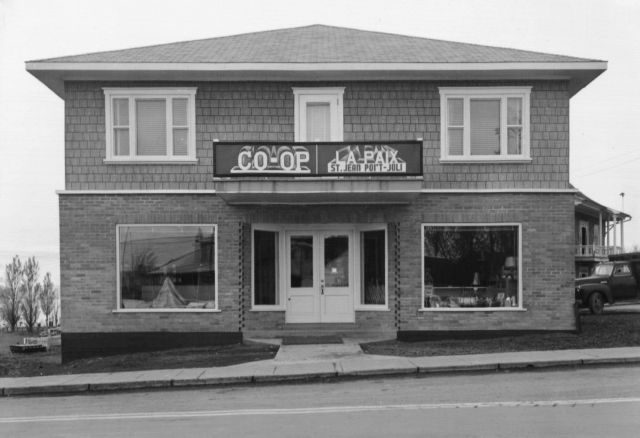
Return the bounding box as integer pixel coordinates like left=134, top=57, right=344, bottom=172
left=320, top=279, right=325, bottom=295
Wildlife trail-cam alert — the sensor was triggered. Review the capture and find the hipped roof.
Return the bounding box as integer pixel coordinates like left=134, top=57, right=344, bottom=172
left=26, top=24, right=606, bottom=98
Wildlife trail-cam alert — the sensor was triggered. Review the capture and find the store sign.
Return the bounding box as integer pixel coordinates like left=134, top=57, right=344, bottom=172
left=214, top=141, right=422, bottom=177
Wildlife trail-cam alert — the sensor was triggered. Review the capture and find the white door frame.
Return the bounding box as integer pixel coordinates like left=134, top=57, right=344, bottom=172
left=251, top=223, right=390, bottom=318
left=284, top=229, right=355, bottom=323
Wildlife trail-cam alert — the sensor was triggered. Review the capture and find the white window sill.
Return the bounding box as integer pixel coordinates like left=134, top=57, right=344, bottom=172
left=250, top=307, right=286, bottom=312
left=355, top=306, right=390, bottom=311
left=104, top=158, right=199, bottom=165
left=440, top=157, right=532, bottom=164
left=112, top=308, right=220, bottom=313
left=419, top=307, right=527, bottom=312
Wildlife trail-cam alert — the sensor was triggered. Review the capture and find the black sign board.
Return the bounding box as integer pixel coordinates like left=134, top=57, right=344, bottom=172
left=213, top=141, right=422, bottom=177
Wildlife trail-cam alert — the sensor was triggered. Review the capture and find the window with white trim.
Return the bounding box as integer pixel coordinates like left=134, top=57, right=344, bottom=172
left=117, top=225, right=217, bottom=311
left=422, top=224, right=522, bottom=310
left=439, top=87, right=531, bottom=161
left=360, top=228, right=387, bottom=307
left=293, top=87, right=344, bottom=142
left=104, top=88, right=197, bottom=162
left=253, top=229, right=281, bottom=307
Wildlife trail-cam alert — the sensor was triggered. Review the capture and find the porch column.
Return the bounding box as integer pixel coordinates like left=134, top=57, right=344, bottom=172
left=621, top=217, right=625, bottom=252
left=613, top=215, right=618, bottom=253
left=598, top=211, right=603, bottom=246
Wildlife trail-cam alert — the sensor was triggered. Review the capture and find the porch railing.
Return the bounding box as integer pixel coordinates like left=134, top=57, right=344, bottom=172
left=575, top=245, right=624, bottom=257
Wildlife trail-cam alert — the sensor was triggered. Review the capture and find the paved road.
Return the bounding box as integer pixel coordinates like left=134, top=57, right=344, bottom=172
left=1, top=365, right=639, bottom=437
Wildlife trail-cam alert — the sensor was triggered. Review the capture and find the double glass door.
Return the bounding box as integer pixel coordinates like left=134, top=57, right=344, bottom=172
left=286, top=231, right=354, bottom=323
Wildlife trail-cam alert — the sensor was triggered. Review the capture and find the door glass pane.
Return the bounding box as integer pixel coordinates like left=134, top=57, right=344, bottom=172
left=306, top=102, right=331, bottom=142
left=290, top=236, right=313, bottom=288
left=361, top=230, right=385, bottom=305
left=254, top=230, right=279, bottom=305
left=136, top=99, right=167, bottom=156
left=470, top=99, right=500, bottom=155
left=324, top=235, right=349, bottom=287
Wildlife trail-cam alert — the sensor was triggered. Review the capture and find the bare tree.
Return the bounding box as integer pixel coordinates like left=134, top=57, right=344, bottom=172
left=39, top=272, right=57, bottom=328
left=52, top=299, right=60, bottom=327
left=20, top=256, right=40, bottom=333
left=1, top=256, right=23, bottom=331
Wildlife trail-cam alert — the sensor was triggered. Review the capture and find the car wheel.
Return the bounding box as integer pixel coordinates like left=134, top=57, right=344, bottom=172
left=589, top=292, right=604, bottom=315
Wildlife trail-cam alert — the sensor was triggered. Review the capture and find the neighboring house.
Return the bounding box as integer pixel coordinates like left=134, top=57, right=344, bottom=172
left=575, top=190, right=631, bottom=277
left=26, top=25, right=608, bottom=361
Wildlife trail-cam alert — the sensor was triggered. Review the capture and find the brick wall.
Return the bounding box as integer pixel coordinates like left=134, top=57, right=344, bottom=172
left=400, top=193, right=576, bottom=331
left=60, top=192, right=575, bottom=334
left=64, top=80, right=570, bottom=190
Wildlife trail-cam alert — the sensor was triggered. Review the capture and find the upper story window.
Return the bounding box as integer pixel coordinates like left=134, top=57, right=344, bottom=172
left=104, top=88, right=197, bottom=163
left=293, top=87, right=344, bottom=142
left=439, top=87, right=531, bottom=162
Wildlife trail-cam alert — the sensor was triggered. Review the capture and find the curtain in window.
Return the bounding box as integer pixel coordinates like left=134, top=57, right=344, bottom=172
left=447, top=99, right=464, bottom=155
left=136, top=99, right=167, bottom=156
left=172, top=98, right=188, bottom=156
left=113, top=98, right=129, bottom=156
left=507, top=97, right=522, bottom=155
left=306, top=102, right=331, bottom=142
left=470, top=99, right=500, bottom=155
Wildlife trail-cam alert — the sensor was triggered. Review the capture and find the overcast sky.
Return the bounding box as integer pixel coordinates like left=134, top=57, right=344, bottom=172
left=1, top=0, right=639, bottom=285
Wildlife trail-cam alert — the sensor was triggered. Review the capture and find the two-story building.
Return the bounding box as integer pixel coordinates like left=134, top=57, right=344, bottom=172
left=27, top=25, right=607, bottom=361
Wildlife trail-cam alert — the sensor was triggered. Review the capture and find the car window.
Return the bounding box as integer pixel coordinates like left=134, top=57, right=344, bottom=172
left=613, top=265, right=631, bottom=276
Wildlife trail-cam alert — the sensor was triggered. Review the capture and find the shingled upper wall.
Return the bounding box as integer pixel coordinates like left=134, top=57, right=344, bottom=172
left=64, top=80, right=570, bottom=190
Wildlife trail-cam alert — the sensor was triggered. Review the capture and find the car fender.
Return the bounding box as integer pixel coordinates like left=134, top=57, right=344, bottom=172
left=577, top=283, right=613, bottom=305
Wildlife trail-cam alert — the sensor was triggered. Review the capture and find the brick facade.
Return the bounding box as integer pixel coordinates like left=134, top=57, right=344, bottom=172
left=59, top=192, right=575, bottom=335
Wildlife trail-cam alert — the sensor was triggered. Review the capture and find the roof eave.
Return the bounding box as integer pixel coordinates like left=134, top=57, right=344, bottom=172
left=26, top=61, right=607, bottom=99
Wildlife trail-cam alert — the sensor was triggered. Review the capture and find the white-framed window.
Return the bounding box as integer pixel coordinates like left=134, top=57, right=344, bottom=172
left=421, top=223, right=523, bottom=311
left=252, top=226, right=283, bottom=310
left=439, top=87, right=531, bottom=162
left=293, top=87, right=344, bottom=142
left=115, top=224, right=218, bottom=312
left=358, top=226, right=388, bottom=309
left=104, top=88, right=197, bottom=163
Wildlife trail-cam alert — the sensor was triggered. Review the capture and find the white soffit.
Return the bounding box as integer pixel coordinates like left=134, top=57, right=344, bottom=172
left=26, top=61, right=607, bottom=99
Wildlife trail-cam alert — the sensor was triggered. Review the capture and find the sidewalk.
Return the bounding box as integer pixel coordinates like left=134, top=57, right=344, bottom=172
left=2, top=344, right=640, bottom=397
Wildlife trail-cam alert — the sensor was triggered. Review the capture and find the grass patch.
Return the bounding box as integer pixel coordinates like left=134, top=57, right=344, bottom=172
left=361, top=313, right=640, bottom=357
left=0, top=332, right=278, bottom=378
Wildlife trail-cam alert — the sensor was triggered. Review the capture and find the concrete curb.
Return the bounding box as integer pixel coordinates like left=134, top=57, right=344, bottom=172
left=2, top=349, right=640, bottom=397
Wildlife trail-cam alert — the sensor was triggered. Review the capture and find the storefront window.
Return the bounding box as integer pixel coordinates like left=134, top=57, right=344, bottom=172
left=118, top=225, right=217, bottom=310
left=254, top=230, right=279, bottom=305
left=422, top=224, right=520, bottom=309
left=361, top=229, right=386, bottom=305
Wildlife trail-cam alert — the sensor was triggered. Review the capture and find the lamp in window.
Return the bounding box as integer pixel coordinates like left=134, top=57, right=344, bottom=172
left=504, top=256, right=516, bottom=272
left=472, top=271, right=480, bottom=293
left=504, top=256, right=517, bottom=304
